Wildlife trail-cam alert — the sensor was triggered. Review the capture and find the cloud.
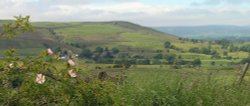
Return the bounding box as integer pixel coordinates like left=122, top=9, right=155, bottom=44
left=191, top=0, right=250, bottom=6
left=0, top=0, right=250, bottom=26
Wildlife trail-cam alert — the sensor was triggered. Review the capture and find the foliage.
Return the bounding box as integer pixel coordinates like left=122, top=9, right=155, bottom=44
left=239, top=44, right=250, bottom=52
left=165, top=54, right=176, bottom=64
left=0, top=16, right=33, bottom=39
left=79, top=48, right=93, bottom=59
left=95, top=46, right=104, bottom=53
left=111, top=48, right=119, bottom=54
left=192, top=58, right=202, bottom=67
left=153, top=53, right=163, bottom=59
left=115, top=68, right=250, bottom=106
left=0, top=16, right=117, bottom=105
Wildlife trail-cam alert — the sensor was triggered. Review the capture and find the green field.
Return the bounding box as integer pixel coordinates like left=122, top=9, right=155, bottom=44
left=78, top=63, right=250, bottom=105
left=1, top=20, right=250, bottom=105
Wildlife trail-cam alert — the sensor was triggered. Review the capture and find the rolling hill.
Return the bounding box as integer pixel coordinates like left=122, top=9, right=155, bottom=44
left=0, top=21, right=179, bottom=55
left=154, top=25, right=250, bottom=41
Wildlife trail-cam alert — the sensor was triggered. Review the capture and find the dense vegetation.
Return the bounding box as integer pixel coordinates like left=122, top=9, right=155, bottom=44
left=1, top=17, right=250, bottom=105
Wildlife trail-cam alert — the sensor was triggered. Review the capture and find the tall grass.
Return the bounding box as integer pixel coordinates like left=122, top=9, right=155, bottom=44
left=115, top=68, right=250, bottom=106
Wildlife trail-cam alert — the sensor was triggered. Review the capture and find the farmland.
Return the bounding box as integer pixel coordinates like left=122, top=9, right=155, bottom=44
left=1, top=19, right=250, bottom=105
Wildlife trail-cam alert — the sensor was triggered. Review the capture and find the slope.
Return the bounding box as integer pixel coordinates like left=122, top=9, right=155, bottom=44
left=33, top=21, right=179, bottom=51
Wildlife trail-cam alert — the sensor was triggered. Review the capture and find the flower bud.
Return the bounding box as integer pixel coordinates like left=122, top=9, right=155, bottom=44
left=35, top=74, right=45, bottom=84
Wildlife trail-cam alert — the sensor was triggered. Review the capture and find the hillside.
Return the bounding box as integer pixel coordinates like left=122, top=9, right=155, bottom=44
left=33, top=21, right=179, bottom=50
left=0, top=21, right=179, bottom=55
left=154, top=25, right=250, bottom=41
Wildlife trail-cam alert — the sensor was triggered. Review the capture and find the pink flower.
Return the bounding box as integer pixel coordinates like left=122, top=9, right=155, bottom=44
left=35, top=74, right=45, bottom=84
left=68, top=69, right=77, bottom=78
left=67, top=59, right=75, bottom=66
left=47, top=48, right=53, bottom=55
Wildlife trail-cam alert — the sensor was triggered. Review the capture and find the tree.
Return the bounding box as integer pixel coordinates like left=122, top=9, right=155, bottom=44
left=192, top=58, right=202, bottom=67
left=189, top=47, right=200, bottom=53
left=111, top=48, right=119, bottom=54
left=223, top=51, right=228, bottom=56
left=241, top=57, right=250, bottom=64
left=0, top=16, right=117, bottom=105
left=165, top=54, right=176, bottom=64
left=79, top=48, right=93, bottom=58
left=0, top=16, right=33, bottom=39
left=211, top=61, right=216, bottom=66
left=95, top=47, right=104, bottom=53
left=153, top=53, right=163, bottom=59
left=201, top=47, right=211, bottom=54
left=164, top=41, right=173, bottom=48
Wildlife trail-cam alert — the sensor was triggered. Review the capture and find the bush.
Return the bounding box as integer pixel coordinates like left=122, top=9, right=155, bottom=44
left=0, top=16, right=117, bottom=105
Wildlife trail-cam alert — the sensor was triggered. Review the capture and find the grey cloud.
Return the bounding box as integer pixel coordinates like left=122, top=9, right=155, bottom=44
left=0, top=0, right=250, bottom=26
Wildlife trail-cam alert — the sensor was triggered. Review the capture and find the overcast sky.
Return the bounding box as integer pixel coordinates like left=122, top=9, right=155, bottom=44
left=0, top=0, right=250, bottom=26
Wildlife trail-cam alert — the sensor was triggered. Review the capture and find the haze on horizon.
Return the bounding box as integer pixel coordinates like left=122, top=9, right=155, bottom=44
left=0, top=0, right=250, bottom=26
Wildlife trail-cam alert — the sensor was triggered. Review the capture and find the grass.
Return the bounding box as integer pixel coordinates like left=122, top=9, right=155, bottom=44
left=1, top=21, right=249, bottom=62
left=111, top=66, right=250, bottom=105
left=2, top=20, right=250, bottom=105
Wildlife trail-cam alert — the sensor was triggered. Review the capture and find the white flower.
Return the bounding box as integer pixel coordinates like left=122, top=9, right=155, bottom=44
left=67, top=59, right=75, bottom=66
left=68, top=69, right=77, bottom=78
left=8, top=63, right=14, bottom=68
left=47, top=48, right=53, bottom=55
left=35, top=74, right=45, bottom=84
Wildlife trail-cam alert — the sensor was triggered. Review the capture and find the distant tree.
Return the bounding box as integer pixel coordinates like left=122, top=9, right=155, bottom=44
left=216, top=39, right=231, bottom=49
left=175, top=59, right=190, bottom=65
left=192, top=58, right=202, bottom=67
left=95, top=47, right=104, bottom=53
left=165, top=54, right=176, bottom=64
left=178, top=55, right=182, bottom=59
left=189, top=47, right=200, bottom=53
left=153, top=53, right=163, bottom=59
left=210, top=50, right=218, bottom=55
left=156, top=50, right=163, bottom=53
left=151, top=59, right=162, bottom=64
left=54, top=47, right=62, bottom=53
left=211, top=61, right=216, bottom=66
left=191, top=39, right=199, bottom=43
left=137, top=59, right=150, bottom=65
left=104, top=47, right=109, bottom=51
left=111, top=48, right=119, bottom=54
left=223, top=51, right=228, bottom=56
left=101, top=51, right=114, bottom=58
left=241, top=57, right=250, bottom=64
left=43, top=43, right=50, bottom=48
left=239, top=44, right=250, bottom=52
left=164, top=41, right=173, bottom=48
left=211, top=53, right=221, bottom=59
left=225, top=56, right=232, bottom=60
left=229, top=45, right=238, bottom=52
left=79, top=48, right=93, bottom=58
left=201, top=47, right=211, bottom=54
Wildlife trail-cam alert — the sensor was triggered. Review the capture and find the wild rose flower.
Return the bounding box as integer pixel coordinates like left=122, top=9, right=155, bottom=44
left=8, top=63, right=14, bottom=68
left=68, top=69, right=77, bottom=78
left=47, top=48, right=53, bottom=55
left=67, top=59, right=75, bottom=66
left=35, top=74, right=45, bottom=84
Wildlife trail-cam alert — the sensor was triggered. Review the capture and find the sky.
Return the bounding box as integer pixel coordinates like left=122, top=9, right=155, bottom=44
left=0, top=0, right=250, bottom=26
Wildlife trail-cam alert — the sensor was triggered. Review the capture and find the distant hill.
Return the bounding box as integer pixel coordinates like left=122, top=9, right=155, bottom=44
left=154, top=25, right=250, bottom=41
left=32, top=21, right=178, bottom=50
left=0, top=20, right=178, bottom=55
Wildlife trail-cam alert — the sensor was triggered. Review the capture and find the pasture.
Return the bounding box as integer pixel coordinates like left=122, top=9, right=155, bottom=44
left=102, top=65, right=250, bottom=105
